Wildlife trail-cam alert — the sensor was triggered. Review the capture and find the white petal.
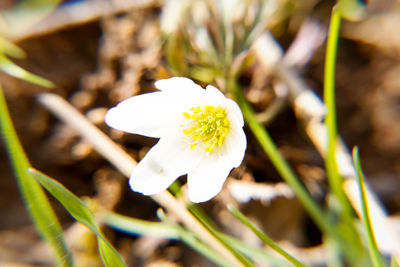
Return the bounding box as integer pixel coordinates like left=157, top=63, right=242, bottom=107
left=129, top=129, right=203, bottom=195
left=155, top=77, right=204, bottom=97
left=205, top=85, right=225, bottom=99
left=187, top=155, right=232, bottom=202
left=224, top=98, right=244, bottom=127
left=221, top=123, right=247, bottom=167
left=105, top=92, right=176, bottom=138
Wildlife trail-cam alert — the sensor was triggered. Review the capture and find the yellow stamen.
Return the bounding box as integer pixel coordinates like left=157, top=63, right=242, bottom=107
left=182, top=105, right=230, bottom=153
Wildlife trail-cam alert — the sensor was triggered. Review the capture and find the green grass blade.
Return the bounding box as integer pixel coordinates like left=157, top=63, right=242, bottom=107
left=157, top=210, right=235, bottom=267
left=168, top=184, right=286, bottom=266
left=104, top=211, right=179, bottom=239
left=188, top=203, right=255, bottom=267
left=97, top=239, right=124, bottom=267
left=233, top=82, right=333, bottom=238
left=0, top=36, right=26, bottom=58
left=169, top=180, right=254, bottom=266
left=28, top=168, right=126, bottom=267
left=352, top=147, right=386, bottom=267
left=323, top=6, right=365, bottom=262
left=0, top=84, right=72, bottom=266
left=229, top=206, right=307, bottom=267
left=324, top=4, right=349, bottom=210
left=0, top=53, right=54, bottom=87
left=106, top=210, right=237, bottom=267
left=218, top=233, right=290, bottom=266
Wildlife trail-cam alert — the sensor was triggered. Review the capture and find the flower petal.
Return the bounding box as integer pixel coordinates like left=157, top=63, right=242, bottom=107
left=205, top=85, right=225, bottom=99
left=155, top=77, right=204, bottom=96
left=221, top=123, right=247, bottom=167
left=105, top=92, right=176, bottom=138
left=224, top=98, right=244, bottom=127
left=130, top=129, right=203, bottom=195
left=187, top=155, right=232, bottom=202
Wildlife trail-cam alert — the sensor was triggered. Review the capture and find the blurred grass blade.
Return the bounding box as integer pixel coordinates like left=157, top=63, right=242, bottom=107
left=218, top=234, right=290, bottom=266
left=169, top=183, right=285, bottom=265
left=323, top=6, right=364, bottom=262
left=0, top=0, right=62, bottom=38
left=157, top=209, right=236, bottom=267
left=165, top=35, right=189, bottom=76
left=0, top=36, right=26, bottom=58
left=28, top=168, right=126, bottom=267
left=169, top=182, right=253, bottom=266
left=104, top=211, right=179, bottom=239
left=187, top=200, right=286, bottom=265
left=352, top=147, right=386, bottom=267
left=0, top=84, right=72, bottom=266
left=229, top=206, right=307, bottom=267
left=0, top=53, right=54, bottom=87
left=233, top=82, right=335, bottom=237
left=105, top=209, right=234, bottom=267
left=324, top=4, right=349, bottom=212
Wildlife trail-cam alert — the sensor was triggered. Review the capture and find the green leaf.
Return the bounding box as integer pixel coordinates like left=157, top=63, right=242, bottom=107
left=0, top=53, right=54, bottom=87
left=104, top=211, right=179, bottom=239
left=218, top=234, right=289, bottom=266
left=28, top=168, right=126, bottom=267
left=229, top=206, right=307, bottom=267
left=0, top=36, right=26, bottom=58
left=323, top=6, right=364, bottom=262
left=169, top=181, right=253, bottom=267
left=157, top=209, right=235, bottom=267
left=352, top=147, right=386, bottom=267
left=324, top=3, right=347, bottom=211
left=0, top=84, right=72, bottom=266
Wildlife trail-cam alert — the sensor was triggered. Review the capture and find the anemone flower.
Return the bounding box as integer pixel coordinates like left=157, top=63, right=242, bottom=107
left=105, top=77, right=246, bottom=202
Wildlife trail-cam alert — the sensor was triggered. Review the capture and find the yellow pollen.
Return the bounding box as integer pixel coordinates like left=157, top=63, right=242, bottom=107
left=182, top=105, right=230, bottom=153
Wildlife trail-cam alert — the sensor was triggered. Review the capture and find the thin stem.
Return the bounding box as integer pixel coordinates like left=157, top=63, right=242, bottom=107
left=230, top=206, right=307, bottom=267
left=187, top=203, right=255, bottom=267
left=232, top=81, right=335, bottom=240
left=323, top=5, right=350, bottom=210
left=352, top=147, right=386, bottom=267
left=323, top=7, right=363, bottom=262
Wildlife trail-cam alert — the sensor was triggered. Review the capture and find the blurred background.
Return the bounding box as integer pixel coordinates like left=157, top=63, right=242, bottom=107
left=1, top=0, right=400, bottom=266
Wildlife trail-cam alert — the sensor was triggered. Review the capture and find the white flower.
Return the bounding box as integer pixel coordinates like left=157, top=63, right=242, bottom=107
left=105, top=77, right=246, bottom=203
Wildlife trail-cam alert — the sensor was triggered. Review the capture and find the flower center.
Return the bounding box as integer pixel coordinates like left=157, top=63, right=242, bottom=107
left=183, top=105, right=230, bottom=153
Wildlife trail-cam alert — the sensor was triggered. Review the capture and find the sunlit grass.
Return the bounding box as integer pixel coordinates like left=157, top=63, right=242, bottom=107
left=0, top=81, right=72, bottom=266
left=352, top=148, right=386, bottom=267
